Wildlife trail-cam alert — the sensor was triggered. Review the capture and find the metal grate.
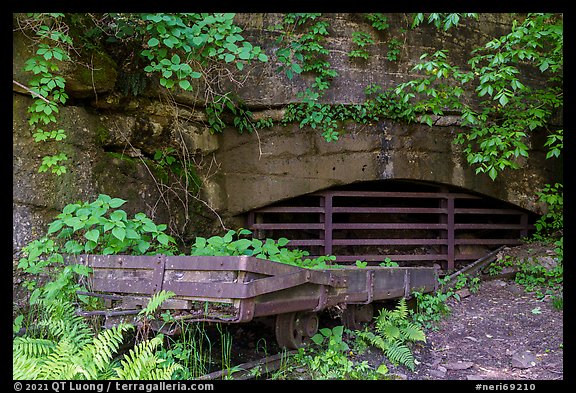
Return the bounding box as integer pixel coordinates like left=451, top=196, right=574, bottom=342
left=246, top=182, right=536, bottom=271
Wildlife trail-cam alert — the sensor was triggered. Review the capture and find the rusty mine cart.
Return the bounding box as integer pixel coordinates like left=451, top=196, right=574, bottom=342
left=75, top=254, right=438, bottom=349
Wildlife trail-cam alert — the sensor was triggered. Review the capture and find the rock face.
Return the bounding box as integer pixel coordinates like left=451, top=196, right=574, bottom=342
left=12, top=13, right=562, bottom=257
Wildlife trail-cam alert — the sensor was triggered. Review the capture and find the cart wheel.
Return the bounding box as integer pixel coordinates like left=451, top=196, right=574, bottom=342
left=275, top=311, right=319, bottom=349
left=341, top=304, right=374, bottom=330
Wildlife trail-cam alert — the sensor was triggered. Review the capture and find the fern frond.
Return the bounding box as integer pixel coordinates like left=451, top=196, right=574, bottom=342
left=402, top=322, right=426, bottom=343
left=395, top=297, right=409, bottom=320
left=13, top=337, right=56, bottom=358
left=384, top=340, right=415, bottom=371
left=37, top=339, right=83, bottom=379
left=139, top=290, right=175, bottom=317
left=380, top=322, right=401, bottom=341
left=35, top=298, right=93, bottom=347
left=13, top=355, right=43, bottom=380
left=149, top=362, right=183, bottom=380
left=356, top=330, right=387, bottom=352
left=82, top=323, right=134, bottom=378
left=113, top=335, right=164, bottom=380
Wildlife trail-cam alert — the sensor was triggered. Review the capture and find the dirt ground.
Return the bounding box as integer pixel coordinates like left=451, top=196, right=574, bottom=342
left=224, top=242, right=564, bottom=381
left=373, top=279, right=564, bottom=381
left=352, top=242, right=564, bottom=381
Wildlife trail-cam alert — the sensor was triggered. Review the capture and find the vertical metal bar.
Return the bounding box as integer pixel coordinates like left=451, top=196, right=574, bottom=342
left=520, top=213, right=528, bottom=238
left=447, top=197, right=455, bottom=270
left=247, top=211, right=255, bottom=233
left=319, top=194, right=326, bottom=256
left=438, top=194, right=448, bottom=270
left=324, top=193, right=333, bottom=256
left=152, top=254, right=167, bottom=294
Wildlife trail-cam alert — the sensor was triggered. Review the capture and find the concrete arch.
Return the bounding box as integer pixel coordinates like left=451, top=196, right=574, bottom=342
left=209, top=122, right=560, bottom=218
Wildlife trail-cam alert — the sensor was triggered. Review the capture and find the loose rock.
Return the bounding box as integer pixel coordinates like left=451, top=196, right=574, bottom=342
left=443, top=361, right=474, bottom=370
left=511, top=351, right=537, bottom=369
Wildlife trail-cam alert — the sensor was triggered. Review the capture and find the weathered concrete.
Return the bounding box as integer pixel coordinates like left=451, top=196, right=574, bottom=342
left=211, top=119, right=561, bottom=216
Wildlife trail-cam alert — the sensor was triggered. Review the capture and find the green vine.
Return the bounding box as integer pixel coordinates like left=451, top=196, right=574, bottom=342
left=396, top=13, right=562, bottom=180
left=19, top=13, right=73, bottom=176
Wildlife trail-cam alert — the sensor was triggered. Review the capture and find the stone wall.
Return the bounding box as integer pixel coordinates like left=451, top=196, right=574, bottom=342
left=12, top=13, right=562, bottom=257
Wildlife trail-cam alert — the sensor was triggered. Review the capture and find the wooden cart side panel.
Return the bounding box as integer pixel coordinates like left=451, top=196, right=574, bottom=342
left=91, top=268, right=155, bottom=295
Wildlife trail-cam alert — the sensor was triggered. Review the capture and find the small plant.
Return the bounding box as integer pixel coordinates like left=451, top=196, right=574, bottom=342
left=18, top=13, right=72, bottom=176
left=533, top=183, right=563, bottom=240
left=348, top=31, right=374, bottom=60
left=157, top=321, right=215, bottom=379
left=17, top=194, right=178, bottom=306
left=411, top=275, right=457, bottom=330
left=13, top=298, right=182, bottom=380
left=379, top=257, right=399, bottom=267
left=486, top=254, right=515, bottom=276
left=453, top=273, right=481, bottom=294
left=297, top=326, right=382, bottom=379
left=190, top=228, right=337, bottom=269
left=136, top=290, right=176, bottom=342
left=366, top=13, right=389, bottom=31
left=386, top=38, right=402, bottom=61
left=356, top=298, right=425, bottom=371
left=355, top=260, right=368, bottom=268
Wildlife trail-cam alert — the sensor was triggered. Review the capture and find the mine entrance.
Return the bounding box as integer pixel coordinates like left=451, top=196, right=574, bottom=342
left=246, top=180, right=538, bottom=271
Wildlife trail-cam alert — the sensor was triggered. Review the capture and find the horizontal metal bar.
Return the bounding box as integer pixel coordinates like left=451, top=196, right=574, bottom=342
left=83, top=254, right=160, bottom=270
left=253, top=206, right=324, bottom=213
left=455, top=238, right=524, bottom=245
left=455, top=224, right=531, bottom=230
left=251, top=223, right=324, bottom=230
left=454, top=208, right=527, bottom=215
left=332, top=223, right=448, bottom=230
left=332, top=207, right=447, bottom=214
left=334, top=254, right=448, bottom=262
left=333, top=238, right=447, bottom=246
left=77, top=309, right=140, bottom=317
left=455, top=253, right=495, bottom=260
left=285, top=239, right=324, bottom=246
left=163, top=270, right=312, bottom=299
left=313, top=191, right=480, bottom=199
left=91, top=278, right=155, bottom=295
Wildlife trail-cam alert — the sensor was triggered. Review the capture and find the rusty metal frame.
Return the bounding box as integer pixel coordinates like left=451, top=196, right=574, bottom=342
left=247, top=188, right=534, bottom=270
left=77, top=254, right=438, bottom=324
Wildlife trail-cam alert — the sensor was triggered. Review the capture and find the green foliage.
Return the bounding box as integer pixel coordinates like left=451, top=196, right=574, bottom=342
left=294, top=325, right=385, bottom=380
left=399, top=13, right=562, bottom=180
left=132, top=13, right=268, bottom=90
left=190, top=228, right=336, bottom=268
left=514, top=260, right=563, bottom=299
left=138, top=290, right=176, bottom=319
left=379, top=257, right=399, bottom=267
left=273, top=14, right=337, bottom=108
left=411, top=13, right=479, bottom=31
left=17, top=194, right=178, bottom=305
left=349, top=31, right=375, bottom=60
left=533, top=183, right=563, bottom=239
left=453, top=273, right=481, bottom=294
left=366, top=13, right=389, bottom=31
left=411, top=276, right=459, bottom=330
left=386, top=38, right=402, bottom=61
left=355, top=298, right=425, bottom=371
left=488, top=250, right=563, bottom=303
left=19, top=13, right=72, bottom=176
left=151, top=146, right=202, bottom=194
left=14, top=287, right=182, bottom=380
left=157, top=321, right=214, bottom=379
left=114, top=335, right=182, bottom=380
left=13, top=298, right=139, bottom=380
